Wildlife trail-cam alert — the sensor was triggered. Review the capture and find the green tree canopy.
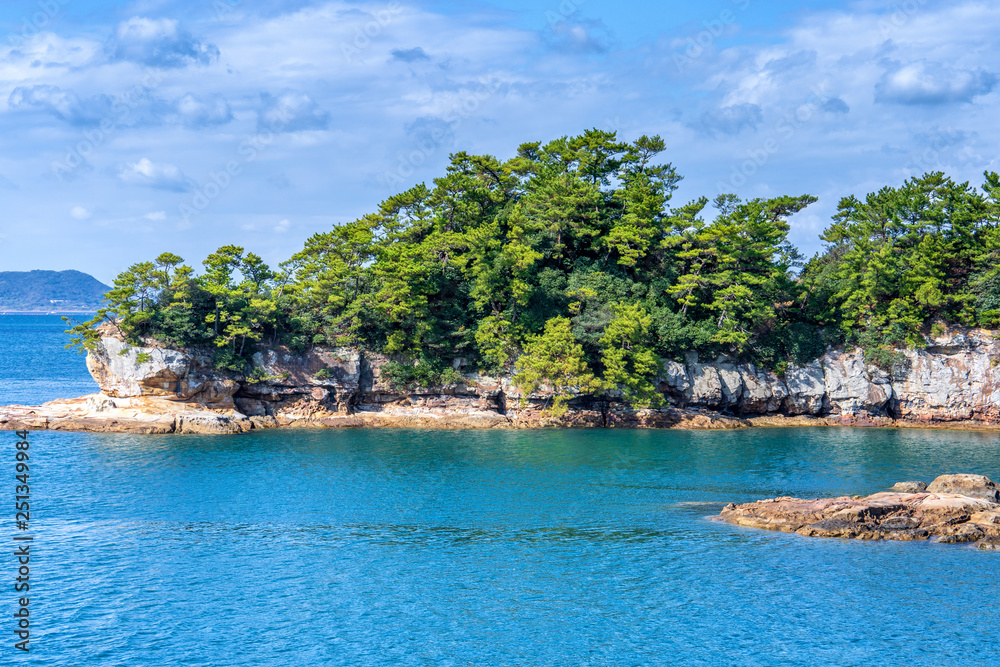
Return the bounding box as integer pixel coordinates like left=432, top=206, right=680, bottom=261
left=69, top=132, right=1000, bottom=403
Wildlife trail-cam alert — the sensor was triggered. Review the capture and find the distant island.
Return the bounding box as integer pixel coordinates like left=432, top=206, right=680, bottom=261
left=0, top=270, right=110, bottom=313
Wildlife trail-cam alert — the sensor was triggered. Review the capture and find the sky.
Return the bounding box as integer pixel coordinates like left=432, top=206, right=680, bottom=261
left=0, top=0, right=998, bottom=284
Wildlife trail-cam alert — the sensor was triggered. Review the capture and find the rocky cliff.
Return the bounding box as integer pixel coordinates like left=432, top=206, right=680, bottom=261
left=4, top=326, right=1000, bottom=434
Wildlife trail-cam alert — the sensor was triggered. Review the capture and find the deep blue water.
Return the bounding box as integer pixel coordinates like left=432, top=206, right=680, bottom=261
left=0, top=315, right=99, bottom=404
left=2, top=315, right=1000, bottom=665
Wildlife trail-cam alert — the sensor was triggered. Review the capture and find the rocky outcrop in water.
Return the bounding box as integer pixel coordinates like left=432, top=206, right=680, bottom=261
left=718, top=474, right=1000, bottom=550
left=4, top=324, right=1000, bottom=434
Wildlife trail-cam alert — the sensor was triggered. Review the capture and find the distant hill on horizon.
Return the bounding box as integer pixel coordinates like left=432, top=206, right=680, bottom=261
left=0, top=270, right=110, bottom=312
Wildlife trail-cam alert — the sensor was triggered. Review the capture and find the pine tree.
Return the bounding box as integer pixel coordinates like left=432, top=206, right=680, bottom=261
left=599, top=303, right=662, bottom=407
left=513, top=317, right=602, bottom=416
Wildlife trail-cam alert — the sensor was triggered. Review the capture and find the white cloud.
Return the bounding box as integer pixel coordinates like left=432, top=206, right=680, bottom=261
left=545, top=19, right=614, bottom=54
left=70, top=206, right=91, bottom=220
left=256, top=91, right=330, bottom=133
left=2, top=0, right=1000, bottom=275
left=145, top=211, right=167, bottom=221
left=174, top=93, right=233, bottom=128
left=274, top=219, right=290, bottom=233
left=117, top=158, right=191, bottom=191
left=0, top=32, right=100, bottom=77
left=689, top=103, right=763, bottom=137
left=106, top=17, right=219, bottom=68
left=8, top=85, right=115, bottom=126
left=875, top=61, right=997, bottom=105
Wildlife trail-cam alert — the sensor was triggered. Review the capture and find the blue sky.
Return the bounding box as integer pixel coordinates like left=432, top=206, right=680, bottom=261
left=1, top=0, right=997, bottom=283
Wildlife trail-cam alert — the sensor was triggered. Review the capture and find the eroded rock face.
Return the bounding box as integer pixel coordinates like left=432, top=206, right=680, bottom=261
left=654, top=350, right=897, bottom=418
left=926, top=474, right=1000, bottom=502
left=716, top=361, right=744, bottom=409
left=86, top=338, right=239, bottom=408
left=688, top=358, right=724, bottom=409
left=821, top=349, right=893, bottom=415
left=719, top=476, right=1000, bottom=548
left=57, top=327, right=1000, bottom=430
left=10, top=323, right=1000, bottom=434
left=660, top=360, right=692, bottom=405
left=249, top=347, right=361, bottom=392
left=893, top=330, right=1000, bottom=422
left=782, top=363, right=827, bottom=415
left=73, top=324, right=1000, bottom=427
left=891, top=481, right=928, bottom=493
left=738, top=366, right=788, bottom=414
left=241, top=346, right=362, bottom=413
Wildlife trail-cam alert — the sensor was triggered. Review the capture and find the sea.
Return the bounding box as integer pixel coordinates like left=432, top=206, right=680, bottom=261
left=1, top=314, right=999, bottom=666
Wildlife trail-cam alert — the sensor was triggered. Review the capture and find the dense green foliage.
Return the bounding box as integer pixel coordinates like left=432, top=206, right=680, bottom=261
left=801, top=171, right=1000, bottom=361
left=66, top=130, right=1000, bottom=408
left=513, top=317, right=602, bottom=416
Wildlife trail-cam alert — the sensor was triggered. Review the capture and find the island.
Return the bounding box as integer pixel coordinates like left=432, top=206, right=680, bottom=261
left=3, top=132, right=1000, bottom=433
left=0, top=269, right=110, bottom=312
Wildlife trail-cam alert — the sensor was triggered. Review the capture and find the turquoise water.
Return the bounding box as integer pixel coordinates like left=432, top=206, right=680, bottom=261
left=3, top=316, right=1000, bottom=665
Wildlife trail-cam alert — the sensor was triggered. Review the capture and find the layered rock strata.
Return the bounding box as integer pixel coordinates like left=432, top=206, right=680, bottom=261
left=4, top=325, right=1000, bottom=434
left=718, top=474, right=1000, bottom=550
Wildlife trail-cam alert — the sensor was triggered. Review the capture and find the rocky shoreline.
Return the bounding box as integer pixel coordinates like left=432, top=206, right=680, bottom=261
left=718, top=474, right=1000, bottom=550
left=4, top=324, right=1000, bottom=434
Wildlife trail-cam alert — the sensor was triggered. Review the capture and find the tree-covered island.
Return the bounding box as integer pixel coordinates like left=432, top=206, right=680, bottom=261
left=68, top=131, right=1000, bottom=413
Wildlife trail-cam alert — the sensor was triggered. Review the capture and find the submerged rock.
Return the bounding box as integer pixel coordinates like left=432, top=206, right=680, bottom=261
left=718, top=476, right=1000, bottom=549
left=979, top=536, right=1000, bottom=551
